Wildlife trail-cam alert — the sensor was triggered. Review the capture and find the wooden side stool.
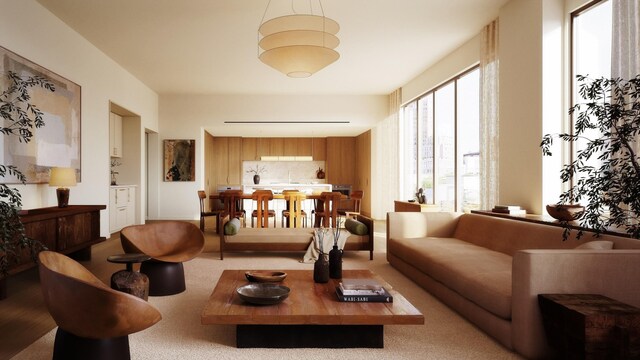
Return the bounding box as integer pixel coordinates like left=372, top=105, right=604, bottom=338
left=108, top=253, right=151, bottom=300
left=538, top=293, right=640, bottom=360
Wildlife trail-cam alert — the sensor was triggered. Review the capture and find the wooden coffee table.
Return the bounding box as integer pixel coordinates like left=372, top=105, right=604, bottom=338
left=201, top=269, right=424, bottom=348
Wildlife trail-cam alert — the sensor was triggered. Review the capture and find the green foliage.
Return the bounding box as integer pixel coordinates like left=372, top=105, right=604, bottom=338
left=541, top=75, right=640, bottom=239
left=0, top=71, right=54, bottom=275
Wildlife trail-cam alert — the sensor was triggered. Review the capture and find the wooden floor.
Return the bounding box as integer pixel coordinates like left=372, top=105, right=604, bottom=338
left=0, top=233, right=125, bottom=360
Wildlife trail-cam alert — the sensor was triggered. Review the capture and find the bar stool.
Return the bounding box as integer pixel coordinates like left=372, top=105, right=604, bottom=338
left=313, top=191, right=342, bottom=228
left=220, top=189, right=246, bottom=227
left=251, top=190, right=276, bottom=228
left=282, top=190, right=307, bottom=228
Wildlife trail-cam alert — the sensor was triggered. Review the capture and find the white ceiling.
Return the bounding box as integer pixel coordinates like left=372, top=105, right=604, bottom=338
left=36, top=0, right=508, bottom=96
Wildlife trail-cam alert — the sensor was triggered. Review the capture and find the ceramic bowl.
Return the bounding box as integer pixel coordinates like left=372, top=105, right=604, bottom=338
left=236, top=283, right=290, bottom=305
left=546, top=204, right=585, bottom=221
left=245, top=271, right=287, bottom=283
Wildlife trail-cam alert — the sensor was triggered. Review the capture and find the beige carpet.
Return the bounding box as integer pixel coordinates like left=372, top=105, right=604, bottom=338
left=13, top=232, right=522, bottom=360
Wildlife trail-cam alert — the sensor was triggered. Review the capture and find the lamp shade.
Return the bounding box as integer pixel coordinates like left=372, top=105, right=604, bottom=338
left=49, top=167, right=77, bottom=188
left=258, top=11, right=340, bottom=77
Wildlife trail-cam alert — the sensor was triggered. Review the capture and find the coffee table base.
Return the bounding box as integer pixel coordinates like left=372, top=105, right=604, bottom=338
left=236, top=324, right=383, bottom=348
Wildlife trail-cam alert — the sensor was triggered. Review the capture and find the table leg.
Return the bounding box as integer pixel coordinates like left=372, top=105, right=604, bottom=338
left=236, top=324, right=383, bottom=348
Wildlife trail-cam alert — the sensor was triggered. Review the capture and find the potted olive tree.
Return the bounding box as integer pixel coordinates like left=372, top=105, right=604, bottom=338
left=541, top=74, right=640, bottom=239
left=0, top=71, right=54, bottom=297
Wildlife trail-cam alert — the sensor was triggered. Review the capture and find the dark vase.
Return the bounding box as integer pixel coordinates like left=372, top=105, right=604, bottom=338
left=253, top=174, right=260, bottom=184
left=329, top=245, right=343, bottom=279
left=313, top=253, right=329, bottom=283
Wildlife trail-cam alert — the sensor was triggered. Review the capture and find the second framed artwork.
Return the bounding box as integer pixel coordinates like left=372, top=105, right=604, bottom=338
left=164, top=139, right=195, bottom=181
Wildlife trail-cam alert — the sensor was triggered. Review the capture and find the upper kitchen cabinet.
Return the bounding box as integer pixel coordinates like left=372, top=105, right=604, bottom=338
left=269, top=138, right=284, bottom=156
left=257, top=138, right=270, bottom=158
left=297, top=138, right=313, bottom=156
left=109, top=112, right=123, bottom=158
left=312, top=137, right=326, bottom=161
left=241, top=138, right=258, bottom=160
left=212, top=137, right=242, bottom=185
left=326, top=137, right=355, bottom=184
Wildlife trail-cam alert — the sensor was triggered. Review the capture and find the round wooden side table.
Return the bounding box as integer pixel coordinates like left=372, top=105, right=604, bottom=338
left=107, top=253, right=151, bottom=300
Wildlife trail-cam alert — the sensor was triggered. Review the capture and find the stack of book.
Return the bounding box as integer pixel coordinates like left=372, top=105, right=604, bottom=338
left=492, top=205, right=526, bottom=215
left=335, top=278, right=393, bottom=303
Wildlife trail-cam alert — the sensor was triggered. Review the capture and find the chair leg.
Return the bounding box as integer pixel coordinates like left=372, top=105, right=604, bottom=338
left=140, top=260, right=185, bottom=296
left=200, top=216, right=204, bottom=232
left=53, top=328, right=130, bottom=360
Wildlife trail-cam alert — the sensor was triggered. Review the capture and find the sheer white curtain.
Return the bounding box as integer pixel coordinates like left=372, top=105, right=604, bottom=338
left=612, top=0, right=639, bottom=79
left=612, top=0, right=640, bottom=153
left=479, top=20, right=499, bottom=209
left=372, top=89, right=401, bottom=219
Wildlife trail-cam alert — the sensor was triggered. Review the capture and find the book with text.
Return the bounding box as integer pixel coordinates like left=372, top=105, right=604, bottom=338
left=336, top=286, right=393, bottom=303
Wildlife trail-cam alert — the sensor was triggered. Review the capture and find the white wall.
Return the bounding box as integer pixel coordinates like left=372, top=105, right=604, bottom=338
left=1, top=0, right=159, bottom=236
left=158, top=94, right=387, bottom=220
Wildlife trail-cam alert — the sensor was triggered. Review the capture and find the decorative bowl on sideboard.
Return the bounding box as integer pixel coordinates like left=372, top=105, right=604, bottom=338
left=546, top=204, right=585, bottom=221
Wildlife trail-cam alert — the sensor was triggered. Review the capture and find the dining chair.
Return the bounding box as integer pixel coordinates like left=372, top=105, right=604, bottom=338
left=38, top=251, right=161, bottom=360
left=219, top=189, right=246, bottom=226
left=313, top=191, right=342, bottom=228
left=282, top=190, right=307, bottom=228
left=198, top=190, right=224, bottom=232
left=338, top=190, right=363, bottom=220
left=251, top=190, right=276, bottom=228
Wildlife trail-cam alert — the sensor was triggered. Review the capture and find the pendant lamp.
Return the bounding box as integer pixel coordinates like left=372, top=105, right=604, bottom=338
left=258, top=0, right=340, bottom=78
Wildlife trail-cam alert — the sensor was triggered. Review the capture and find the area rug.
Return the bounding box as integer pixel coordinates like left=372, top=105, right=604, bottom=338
left=13, top=233, right=521, bottom=360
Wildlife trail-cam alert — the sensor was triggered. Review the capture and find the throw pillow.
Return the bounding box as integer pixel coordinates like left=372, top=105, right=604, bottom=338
left=574, top=240, right=614, bottom=250
left=345, top=218, right=368, bottom=235
left=224, top=218, right=241, bottom=235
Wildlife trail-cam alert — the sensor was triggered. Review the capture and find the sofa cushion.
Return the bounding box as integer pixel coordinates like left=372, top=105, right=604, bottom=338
left=388, top=236, right=512, bottom=320
left=345, top=218, right=368, bottom=235
left=575, top=240, right=614, bottom=250
left=224, top=218, right=241, bottom=235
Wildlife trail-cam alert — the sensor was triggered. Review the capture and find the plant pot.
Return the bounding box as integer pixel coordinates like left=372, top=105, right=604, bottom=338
left=546, top=204, right=585, bottom=221
left=253, top=174, right=260, bottom=184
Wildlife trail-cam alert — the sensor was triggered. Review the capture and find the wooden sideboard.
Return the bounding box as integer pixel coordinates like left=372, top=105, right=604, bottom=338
left=1, top=205, right=106, bottom=299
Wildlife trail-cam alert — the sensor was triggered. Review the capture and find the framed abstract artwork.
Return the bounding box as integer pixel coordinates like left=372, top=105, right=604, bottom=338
left=164, top=139, right=195, bottom=181
left=0, top=46, right=81, bottom=184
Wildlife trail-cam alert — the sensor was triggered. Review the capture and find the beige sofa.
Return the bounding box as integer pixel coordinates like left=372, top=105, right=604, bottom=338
left=219, top=214, right=374, bottom=260
left=386, top=212, right=640, bottom=359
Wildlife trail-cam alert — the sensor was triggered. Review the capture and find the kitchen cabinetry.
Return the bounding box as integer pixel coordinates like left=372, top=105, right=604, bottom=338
left=269, top=138, right=284, bottom=156
left=109, top=185, right=136, bottom=233
left=212, top=137, right=242, bottom=185
left=241, top=138, right=258, bottom=160
left=312, top=138, right=326, bottom=160
left=326, top=137, right=355, bottom=184
left=109, top=112, right=123, bottom=158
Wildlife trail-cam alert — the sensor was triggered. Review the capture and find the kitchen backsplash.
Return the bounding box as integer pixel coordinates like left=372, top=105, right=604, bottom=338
left=243, top=161, right=326, bottom=184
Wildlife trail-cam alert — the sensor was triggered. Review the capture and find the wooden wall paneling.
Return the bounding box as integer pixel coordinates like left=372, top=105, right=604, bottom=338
left=269, top=138, right=284, bottom=156
left=256, top=138, right=270, bottom=158
left=312, top=137, right=326, bottom=161
left=228, top=137, right=242, bottom=184
left=213, top=137, right=229, bottom=185
left=297, top=138, right=313, bottom=156
left=205, top=132, right=215, bottom=194
left=356, top=131, right=372, bottom=216
left=326, top=137, right=355, bottom=184
left=283, top=138, right=297, bottom=155
left=241, top=138, right=258, bottom=160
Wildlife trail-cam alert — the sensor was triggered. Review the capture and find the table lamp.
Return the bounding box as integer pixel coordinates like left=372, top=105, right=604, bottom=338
left=49, top=167, right=77, bottom=208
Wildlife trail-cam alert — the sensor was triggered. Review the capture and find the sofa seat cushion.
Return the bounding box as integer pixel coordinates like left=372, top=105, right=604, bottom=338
left=225, top=228, right=314, bottom=244
left=389, top=236, right=512, bottom=320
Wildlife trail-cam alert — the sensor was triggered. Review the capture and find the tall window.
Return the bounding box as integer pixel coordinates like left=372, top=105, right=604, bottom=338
left=571, top=0, right=611, bottom=198
left=400, top=67, right=480, bottom=212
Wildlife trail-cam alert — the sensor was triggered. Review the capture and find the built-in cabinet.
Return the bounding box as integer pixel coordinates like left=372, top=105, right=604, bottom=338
left=326, top=137, right=356, bottom=185
left=109, top=112, right=123, bottom=158
left=241, top=137, right=323, bottom=160
left=109, top=185, right=136, bottom=233
left=212, top=137, right=242, bottom=185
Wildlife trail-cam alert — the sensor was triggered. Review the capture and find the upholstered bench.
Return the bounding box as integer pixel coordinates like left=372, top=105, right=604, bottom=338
left=218, top=214, right=374, bottom=260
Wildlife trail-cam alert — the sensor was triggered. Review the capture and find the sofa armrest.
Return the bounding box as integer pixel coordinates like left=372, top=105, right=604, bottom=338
left=511, top=249, right=640, bottom=359
left=386, top=212, right=461, bottom=241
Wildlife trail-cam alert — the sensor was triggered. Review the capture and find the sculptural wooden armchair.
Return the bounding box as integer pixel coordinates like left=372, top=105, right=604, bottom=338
left=39, top=251, right=161, bottom=360
left=120, top=221, right=204, bottom=296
